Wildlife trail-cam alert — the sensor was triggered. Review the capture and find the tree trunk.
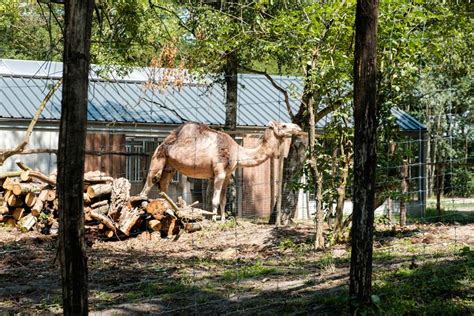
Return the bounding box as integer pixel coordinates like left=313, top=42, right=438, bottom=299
left=58, top=1, right=94, bottom=314
left=313, top=168, right=324, bottom=249
left=349, top=0, right=379, bottom=314
left=269, top=66, right=312, bottom=225
left=269, top=135, right=306, bottom=224
left=224, top=51, right=238, bottom=133
left=434, top=162, right=444, bottom=216
left=387, top=198, right=393, bottom=223
left=308, top=98, right=325, bottom=249
left=334, top=152, right=350, bottom=241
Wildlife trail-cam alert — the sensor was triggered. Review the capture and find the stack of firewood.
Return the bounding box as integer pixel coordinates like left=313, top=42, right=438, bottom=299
left=143, top=194, right=213, bottom=238
left=0, top=160, right=59, bottom=234
left=0, top=160, right=211, bottom=239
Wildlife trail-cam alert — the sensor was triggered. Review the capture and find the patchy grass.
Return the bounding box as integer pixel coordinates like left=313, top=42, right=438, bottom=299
left=370, top=246, right=474, bottom=315
left=222, top=261, right=278, bottom=281
left=410, top=208, right=474, bottom=224
left=1, top=221, right=473, bottom=315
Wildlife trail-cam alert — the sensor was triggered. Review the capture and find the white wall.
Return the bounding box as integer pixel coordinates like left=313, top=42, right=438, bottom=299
left=0, top=129, right=58, bottom=174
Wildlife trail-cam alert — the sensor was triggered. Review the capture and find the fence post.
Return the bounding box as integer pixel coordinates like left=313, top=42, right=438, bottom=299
left=400, top=159, right=409, bottom=227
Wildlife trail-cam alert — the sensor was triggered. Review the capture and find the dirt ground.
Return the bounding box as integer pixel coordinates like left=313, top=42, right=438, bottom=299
left=0, top=220, right=473, bottom=315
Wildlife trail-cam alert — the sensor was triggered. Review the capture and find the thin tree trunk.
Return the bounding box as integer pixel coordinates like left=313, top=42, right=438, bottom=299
left=58, top=0, right=94, bottom=314
left=435, top=162, right=443, bottom=216
left=308, top=98, right=324, bottom=249
left=224, top=52, right=238, bottom=132
left=313, top=169, right=324, bottom=248
left=269, top=135, right=306, bottom=224
left=349, top=0, right=379, bottom=313
left=270, top=58, right=314, bottom=225
left=334, top=150, right=351, bottom=241
left=387, top=198, right=393, bottom=223
left=275, top=145, right=285, bottom=226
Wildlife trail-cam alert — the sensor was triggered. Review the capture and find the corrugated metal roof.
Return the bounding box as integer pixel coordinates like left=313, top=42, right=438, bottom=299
left=391, top=107, right=426, bottom=131
left=0, top=59, right=426, bottom=131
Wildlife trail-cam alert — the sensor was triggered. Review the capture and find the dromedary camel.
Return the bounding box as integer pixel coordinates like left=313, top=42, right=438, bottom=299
left=140, top=121, right=302, bottom=221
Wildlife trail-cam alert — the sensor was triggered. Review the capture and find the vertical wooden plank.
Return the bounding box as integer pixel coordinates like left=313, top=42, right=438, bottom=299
left=241, top=135, right=271, bottom=218
left=117, top=134, right=126, bottom=179
left=99, top=133, right=107, bottom=174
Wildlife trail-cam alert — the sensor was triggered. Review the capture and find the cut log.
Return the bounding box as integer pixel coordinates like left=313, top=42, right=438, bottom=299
left=92, top=204, right=109, bottom=215
left=87, top=183, right=112, bottom=199
left=159, top=192, right=181, bottom=214
left=146, top=199, right=172, bottom=220
left=46, top=189, right=56, bottom=202
left=148, top=219, right=162, bottom=231
left=12, top=183, right=41, bottom=196
left=0, top=171, right=22, bottom=180
left=6, top=217, right=17, bottom=227
left=175, top=208, right=205, bottom=222
left=52, top=198, right=59, bottom=211
left=15, top=159, right=31, bottom=171
left=84, top=171, right=113, bottom=183
left=118, top=207, right=140, bottom=236
left=84, top=207, right=93, bottom=221
left=20, top=170, right=56, bottom=185
left=12, top=208, right=24, bottom=220
left=90, top=209, right=116, bottom=232
left=109, top=178, right=130, bottom=220
left=0, top=203, right=9, bottom=215
left=128, top=195, right=149, bottom=205
left=91, top=200, right=108, bottom=209
left=50, top=220, right=59, bottom=236
left=31, top=190, right=49, bottom=216
left=2, top=178, right=16, bottom=191
left=7, top=194, right=22, bottom=207
left=184, top=222, right=208, bottom=233
left=166, top=218, right=177, bottom=238
left=104, top=230, right=115, bottom=238
left=19, top=213, right=37, bottom=231
left=83, top=193, right=91, bottom=204
left=4, top=190, right=12, bottom=201
left=24, top=192, right=37, bottom=207
left=84, top=176, right=114, bottom=183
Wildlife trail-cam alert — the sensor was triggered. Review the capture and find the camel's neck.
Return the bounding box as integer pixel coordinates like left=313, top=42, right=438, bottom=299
left=236, top=129, right=281, bottom=168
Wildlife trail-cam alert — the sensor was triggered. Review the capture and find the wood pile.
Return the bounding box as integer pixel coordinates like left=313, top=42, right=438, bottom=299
left=0, top=160, right=211, bottom=239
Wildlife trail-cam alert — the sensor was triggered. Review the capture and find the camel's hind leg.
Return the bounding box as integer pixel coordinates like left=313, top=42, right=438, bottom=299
left=211, top=166, right=227, bottom=221
left=140, top=156, right=166, bottom=197
left=218, top=175, right=231, bottom=222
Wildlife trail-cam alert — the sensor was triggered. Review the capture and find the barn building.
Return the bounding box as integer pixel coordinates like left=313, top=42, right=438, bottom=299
left=0, top=59, right=427, bottom=219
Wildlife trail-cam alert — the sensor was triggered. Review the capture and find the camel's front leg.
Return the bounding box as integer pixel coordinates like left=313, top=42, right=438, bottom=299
left=211, top=173, right=226, bottom=222
left=158, top=166, right=176, bottom=194
left=140, top=156, right=166, bottom=197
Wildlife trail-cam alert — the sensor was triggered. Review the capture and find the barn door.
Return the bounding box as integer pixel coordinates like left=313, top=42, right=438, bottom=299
left=85, top=133, right=126, bottom=178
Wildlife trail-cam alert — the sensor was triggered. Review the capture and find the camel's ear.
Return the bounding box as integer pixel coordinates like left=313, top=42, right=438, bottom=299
left=267, top=121, right=277, bottom=129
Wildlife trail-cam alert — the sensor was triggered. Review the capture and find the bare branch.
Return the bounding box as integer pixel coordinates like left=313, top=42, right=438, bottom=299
left=239, top=65, right=294, bottom=120
left=0, top=79, right=63, bottom=166
left=148, top=1, right=195, bottom=35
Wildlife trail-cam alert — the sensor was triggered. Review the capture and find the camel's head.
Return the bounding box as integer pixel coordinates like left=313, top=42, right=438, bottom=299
left=268, top=121, right=302, bottom=138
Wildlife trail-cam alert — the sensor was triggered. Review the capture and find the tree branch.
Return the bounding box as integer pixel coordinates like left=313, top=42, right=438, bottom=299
left=148, top=1, right=195, bottom=36
left=315, top=101, right=343, bottom=123
left=143, top=98, right=189, bottom=123
left=0, top=79, right=63, bottom=166
left=239, top=65, right=294, bottom=120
